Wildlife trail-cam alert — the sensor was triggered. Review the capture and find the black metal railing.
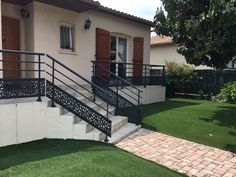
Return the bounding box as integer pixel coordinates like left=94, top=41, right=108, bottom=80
left=0, top=49, right=112, bottom=140
left=0, top=50, right=45, bottom=100
left=92, top=61, right=165, bottom=88
left=91, top=61, right=143, bottom=125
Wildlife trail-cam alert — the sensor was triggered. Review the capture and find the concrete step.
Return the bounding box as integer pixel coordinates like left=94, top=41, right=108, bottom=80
left=109, top=123, right=141, bottom=144
left=76, top=116, right=129, bottom=141
left=72, top=109, right=116, bottom=135
left=111, top=116, right=128, bottom=134
left=63, top=112, right=81, bottom=123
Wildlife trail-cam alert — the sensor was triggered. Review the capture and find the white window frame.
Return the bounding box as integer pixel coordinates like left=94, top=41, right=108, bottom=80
left=59, top=22, right=75, bottom=53
left=110, top=34, right=129, bottom=63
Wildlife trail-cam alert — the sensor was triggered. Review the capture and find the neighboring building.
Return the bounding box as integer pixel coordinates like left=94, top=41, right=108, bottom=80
left=150, top=36, right=186, bottom=66
left=151, top=36, right=235, bottom=69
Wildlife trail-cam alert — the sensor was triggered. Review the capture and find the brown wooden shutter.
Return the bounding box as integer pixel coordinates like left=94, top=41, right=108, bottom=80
left=96, top=28, right=110, bottom=77
left=2, top=16, right=20, bottom=79
left=133, top=37, right=144, bottom=77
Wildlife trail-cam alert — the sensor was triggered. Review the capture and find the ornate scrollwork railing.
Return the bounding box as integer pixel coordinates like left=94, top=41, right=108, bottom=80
left=46, top=80, right=111, bottom=136
left=0, top=78, right=45, bottom=99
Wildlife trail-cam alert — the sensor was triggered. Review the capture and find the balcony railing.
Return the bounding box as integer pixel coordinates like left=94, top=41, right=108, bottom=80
left=92, top=61, right=165, bottom=88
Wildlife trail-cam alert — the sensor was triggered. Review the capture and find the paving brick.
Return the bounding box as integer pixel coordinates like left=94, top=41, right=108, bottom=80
left=116, top=129, right=236, bottom=177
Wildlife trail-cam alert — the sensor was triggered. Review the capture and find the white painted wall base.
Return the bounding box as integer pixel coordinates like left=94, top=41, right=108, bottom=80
left=117, top=86, right=166, bottom=105
left=0, top=101, right=47, bottom=147
left=0, top=94, right=141, bottom=147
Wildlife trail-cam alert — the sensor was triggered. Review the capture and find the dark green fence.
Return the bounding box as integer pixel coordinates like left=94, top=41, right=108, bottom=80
left=166, top=69, right=236, bottom=96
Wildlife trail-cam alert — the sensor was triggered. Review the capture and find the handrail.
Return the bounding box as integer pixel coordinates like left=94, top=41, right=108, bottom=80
left=91, top=61, right=143, bottom=93
left=93, top=60, right=165, bottom=68
left=47, top=55, right=112, bottom=96
left=0, top=49, right=112, bottom=140
left=0, top=49, right=45, bottom=56
left=91, top=60, right=143, bottom=125
left=92, top=60, right=166, bottom=88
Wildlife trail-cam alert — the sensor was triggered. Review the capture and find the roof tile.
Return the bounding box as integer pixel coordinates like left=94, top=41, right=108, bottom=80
left=151, top=36, right=173, bottom=45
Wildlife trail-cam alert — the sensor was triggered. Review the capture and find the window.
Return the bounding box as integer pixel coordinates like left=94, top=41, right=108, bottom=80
left=60, top=23, right=74, bottom=51
left=109, top=36, right=127, bottom=63
left=109, top=35, right=128, bottom=78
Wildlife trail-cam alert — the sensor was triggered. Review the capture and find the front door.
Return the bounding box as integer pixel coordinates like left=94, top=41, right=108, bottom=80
left=2, top=16, right=20, bottom=79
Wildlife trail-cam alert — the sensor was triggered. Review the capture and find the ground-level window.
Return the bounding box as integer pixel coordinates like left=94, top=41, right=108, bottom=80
left=60, top=23, right=75, bottom=51
left=110, top=36, right=127, bottom=63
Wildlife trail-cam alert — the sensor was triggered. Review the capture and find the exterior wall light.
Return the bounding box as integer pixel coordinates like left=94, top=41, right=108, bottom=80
left=84, top=18, right=91, bottom=30
left=20, top=8, right=29, bottom=18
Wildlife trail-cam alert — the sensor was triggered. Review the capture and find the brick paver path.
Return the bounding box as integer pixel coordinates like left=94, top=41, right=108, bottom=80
left=116, top=129, right=236, bottom=177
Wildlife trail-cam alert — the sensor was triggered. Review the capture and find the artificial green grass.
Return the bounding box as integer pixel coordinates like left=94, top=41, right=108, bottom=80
left=0, top=140, right=184, bottom=177
left=142, top=98, right=236, bottom=153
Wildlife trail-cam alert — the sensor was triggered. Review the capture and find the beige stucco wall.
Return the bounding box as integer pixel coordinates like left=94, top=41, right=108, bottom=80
left=1, top=1, right=150, bottom=82
left=150, top=44, right=186, bottom=65
left=33, top=1, right=150, bottom=82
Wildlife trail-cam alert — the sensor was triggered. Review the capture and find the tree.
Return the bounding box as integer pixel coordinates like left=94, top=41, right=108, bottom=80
left=154, top=0, right=236, bottom=69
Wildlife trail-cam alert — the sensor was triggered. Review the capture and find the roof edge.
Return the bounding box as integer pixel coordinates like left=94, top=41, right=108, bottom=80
left=96, top=5, right=154, bottom=27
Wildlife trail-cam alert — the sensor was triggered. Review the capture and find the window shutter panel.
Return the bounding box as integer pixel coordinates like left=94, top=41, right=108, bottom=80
left=96, top=28, right=110, bottom=77
left=133, top=37, right=144, bottom=77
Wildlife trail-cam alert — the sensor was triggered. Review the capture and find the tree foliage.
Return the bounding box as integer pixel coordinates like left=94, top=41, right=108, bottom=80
left=154, top=0, right=236, bottom=69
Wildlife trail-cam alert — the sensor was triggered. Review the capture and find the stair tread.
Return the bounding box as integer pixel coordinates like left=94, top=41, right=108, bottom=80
left=63, top=112, right=75, bottom=116
left=108, top=123, right=141, bottom=144
left=75, top=115, right=126, bottom=127
left=110, top=116, right=128, bottom=126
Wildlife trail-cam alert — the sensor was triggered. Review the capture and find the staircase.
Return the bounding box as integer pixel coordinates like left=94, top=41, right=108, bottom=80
left=0, top=49, right=142, bottom=144
left=46, top=86, right=140, bottom=143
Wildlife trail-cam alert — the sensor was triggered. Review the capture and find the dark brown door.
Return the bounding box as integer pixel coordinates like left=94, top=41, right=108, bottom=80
left=96, top=28, right=110, bottom=77
left=133, top=37, right=144, bottom=77
left=2, top=16, right=20, bottom=79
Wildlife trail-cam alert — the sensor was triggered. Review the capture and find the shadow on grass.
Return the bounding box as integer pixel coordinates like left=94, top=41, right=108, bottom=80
left=199, top=106, right=236, bottom=153
left=141, top=99, right=200, bottom=118
left=117, top=99, right=199, bottom=125
left=226, top=131, right=236, bottom=153
left=199, top=106, right=236, bottom=129
left=225, top=144, right=236, bottom=154
left=0, top=139, right=114, bottom=171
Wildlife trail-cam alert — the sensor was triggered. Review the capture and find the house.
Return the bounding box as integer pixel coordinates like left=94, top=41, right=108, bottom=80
left=150, top=35, right=235, bottom=69
left=0, top=0, right=166, bottom=147
left=150, top=36, right=186, bottom=66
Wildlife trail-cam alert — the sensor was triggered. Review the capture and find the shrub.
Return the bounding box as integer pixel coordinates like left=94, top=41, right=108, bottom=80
left=214, top=81, right=236, bottom=104
left=165, top=61, right=199, bottom=94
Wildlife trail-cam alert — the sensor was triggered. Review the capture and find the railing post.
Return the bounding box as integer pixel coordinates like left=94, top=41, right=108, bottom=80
left=138, top=90, right=140, bottom=107
left=115, top=76, right=119, bottom=115
left=92, top=62, right=96, bottom=101
left=104, top=102, right=109, bottom=143
left=36, top=55, right=42, bottom=102
left=144, top=65, right=147, bottom=88
left=51, top=59, right=56, bottom=107
left=162, top=66, right=165, bottom=86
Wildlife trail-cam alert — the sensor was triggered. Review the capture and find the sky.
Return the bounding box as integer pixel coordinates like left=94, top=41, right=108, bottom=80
left=97, top=0, right=163, bottom=21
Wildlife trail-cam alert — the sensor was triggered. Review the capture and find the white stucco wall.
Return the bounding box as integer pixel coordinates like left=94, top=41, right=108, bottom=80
left=150, top=44, right=186, bottom=65
left=116, top=86, right=166, bottom=105
left=33, top=1, right=150, bottom=82
left=150, top=44, right=213, bottom=69
left=0, top=0, right=2, bottom=78
left=0, top=101, right=47, bottom=147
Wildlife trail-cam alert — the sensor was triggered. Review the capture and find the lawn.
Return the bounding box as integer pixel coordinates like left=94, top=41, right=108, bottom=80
left=142, top=98, right=236, bottom=153
left=0, top=140, right=184, bottom=177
